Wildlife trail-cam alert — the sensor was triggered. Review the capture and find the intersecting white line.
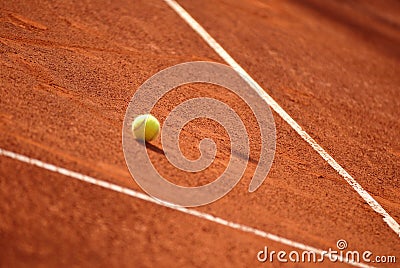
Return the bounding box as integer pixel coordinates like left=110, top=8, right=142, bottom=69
left=0, top=148, right=373, bottom=267
left=163, top=0, right=400, bottom=237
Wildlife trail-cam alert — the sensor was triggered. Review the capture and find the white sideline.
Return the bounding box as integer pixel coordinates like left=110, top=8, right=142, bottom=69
left=163, top=0, right=400, bottom=237
left=0, top=148, right=372, bottom=267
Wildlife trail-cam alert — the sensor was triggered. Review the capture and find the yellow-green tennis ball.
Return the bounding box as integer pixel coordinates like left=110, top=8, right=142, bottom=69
left=132, top=114, right=160, bottom=142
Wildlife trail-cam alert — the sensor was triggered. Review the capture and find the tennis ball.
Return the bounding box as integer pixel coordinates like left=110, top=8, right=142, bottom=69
left=132, top=114, right=160, bottom=142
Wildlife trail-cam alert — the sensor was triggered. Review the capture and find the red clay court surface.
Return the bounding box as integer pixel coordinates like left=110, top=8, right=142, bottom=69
left=0, top=0, right=399, bottom=267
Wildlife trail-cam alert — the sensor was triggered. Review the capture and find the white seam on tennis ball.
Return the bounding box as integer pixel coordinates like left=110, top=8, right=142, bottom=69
left=133, top=116, right=146, bottom=131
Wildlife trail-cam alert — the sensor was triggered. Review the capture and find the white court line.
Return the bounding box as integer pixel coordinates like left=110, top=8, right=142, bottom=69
left=0, top=148, right=372, bottom=267
left=163, top=0, right=400, bottom=237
